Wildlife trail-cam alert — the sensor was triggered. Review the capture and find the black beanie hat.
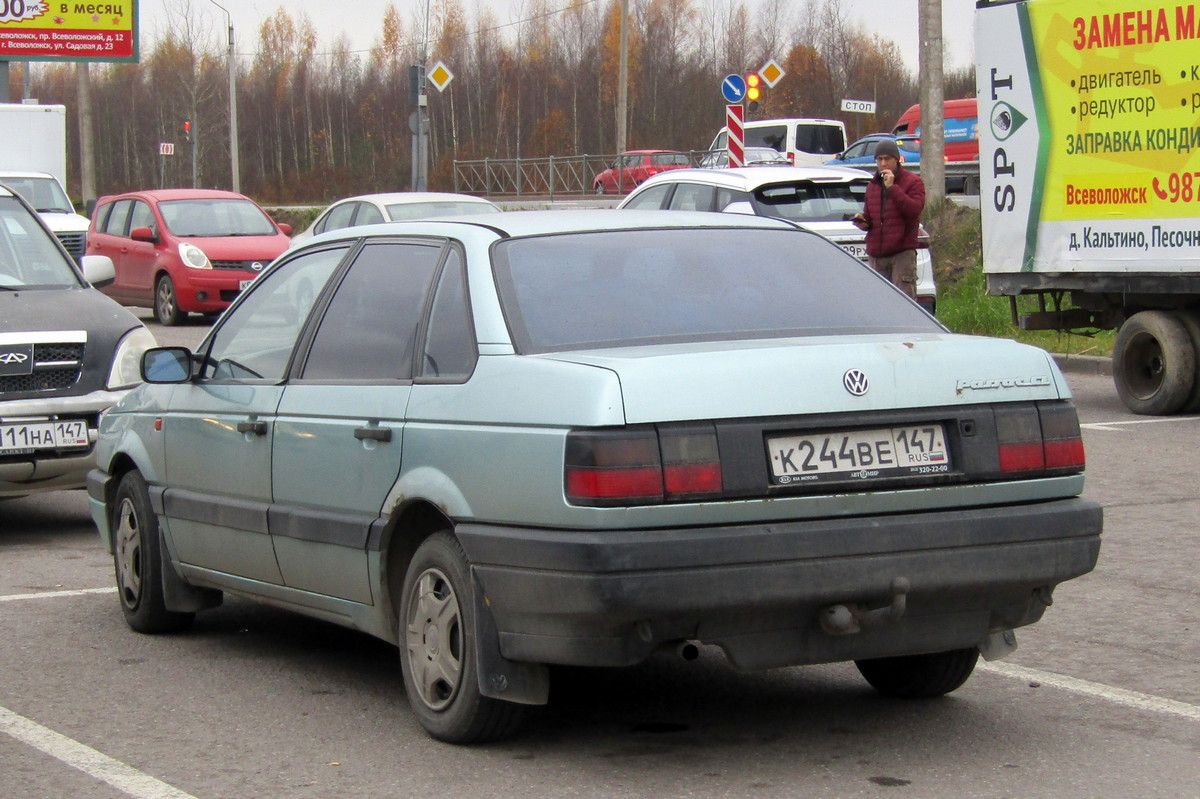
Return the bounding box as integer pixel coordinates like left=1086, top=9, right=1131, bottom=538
left=874, top=139, right=901, bottom=160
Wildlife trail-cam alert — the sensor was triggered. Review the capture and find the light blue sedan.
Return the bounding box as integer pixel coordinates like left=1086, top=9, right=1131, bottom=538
left=88, top=211, right=1101, bottom=743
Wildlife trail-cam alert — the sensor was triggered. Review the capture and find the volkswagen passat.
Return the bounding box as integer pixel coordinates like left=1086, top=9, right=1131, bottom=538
left=88, top=211, right=1100, bottom=743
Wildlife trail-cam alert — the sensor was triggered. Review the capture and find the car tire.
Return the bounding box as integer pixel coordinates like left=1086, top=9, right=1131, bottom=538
left=112, top=471, right=195, bottom=634
left=855, top=648, right=979, bottom=698
left=594, top=182, right=605, bottom=195
left=155, top=274, right=187, bottom=326
left=399, top=531, right=526, bottom=743
left=1112, top=310, right=1196, bottom=415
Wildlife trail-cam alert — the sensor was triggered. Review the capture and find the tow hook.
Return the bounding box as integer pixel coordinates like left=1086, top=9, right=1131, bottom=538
left=819, top=577, right=910, bottom=636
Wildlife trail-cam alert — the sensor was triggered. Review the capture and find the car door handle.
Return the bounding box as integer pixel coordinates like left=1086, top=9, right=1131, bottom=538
left=237, top=420, right=268, bottom=435
left=354, top=426, right=393, bottom=443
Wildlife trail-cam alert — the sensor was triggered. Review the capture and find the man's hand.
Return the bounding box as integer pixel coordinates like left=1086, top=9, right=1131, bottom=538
left=880, top=168, right=895, bottom=188
left=852, top=212, right=868, bottom=230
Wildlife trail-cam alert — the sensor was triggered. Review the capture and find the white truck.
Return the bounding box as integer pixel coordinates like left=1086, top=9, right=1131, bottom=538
left=0, top=103, right=90, bottom=261
left=978, top=0, right=1200, bottom=414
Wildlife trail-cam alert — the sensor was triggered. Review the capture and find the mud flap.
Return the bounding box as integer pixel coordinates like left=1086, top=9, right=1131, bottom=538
left=160, top=536, right=222, bottom=613
left=472, top=572, right=550, bottom=705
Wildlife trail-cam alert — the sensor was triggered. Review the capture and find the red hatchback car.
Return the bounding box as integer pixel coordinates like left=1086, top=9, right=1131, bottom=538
left=592, top=150, right=692, bottom=195
left=86, top=189, right=292, bottom=325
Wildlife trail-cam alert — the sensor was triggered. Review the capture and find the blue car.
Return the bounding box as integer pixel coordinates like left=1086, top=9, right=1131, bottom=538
left=826, top=133, right=921, bottom=169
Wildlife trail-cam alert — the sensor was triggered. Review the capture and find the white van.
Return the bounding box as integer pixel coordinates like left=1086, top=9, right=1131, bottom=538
left=707, top=118, right=847, bottom=167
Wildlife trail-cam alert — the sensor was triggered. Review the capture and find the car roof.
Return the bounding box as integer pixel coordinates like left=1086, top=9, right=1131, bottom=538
left=303, top=208, right=798, bottom=246
left=632, top=165, right=869, bottom=192
left=332, top=192, right=497, bottom=206
left=97, top=188, right=255, bottom=202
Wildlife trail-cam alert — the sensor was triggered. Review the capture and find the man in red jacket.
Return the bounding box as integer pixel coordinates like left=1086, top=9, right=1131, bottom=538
left=852, top=139, right=926, bottom=298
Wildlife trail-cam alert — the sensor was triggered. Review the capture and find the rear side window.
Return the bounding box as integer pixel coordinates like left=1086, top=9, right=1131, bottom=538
left=745, top=126, right=788, bottom=152
left=302, top=241, right=442, bottom=380
left=667, top=183, right=715, bottom=212
left=493, top=228, right=940, bottom=353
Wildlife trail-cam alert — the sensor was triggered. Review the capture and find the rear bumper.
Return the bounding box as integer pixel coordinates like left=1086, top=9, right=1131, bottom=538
left=457, top=497, right=1102, bottom=670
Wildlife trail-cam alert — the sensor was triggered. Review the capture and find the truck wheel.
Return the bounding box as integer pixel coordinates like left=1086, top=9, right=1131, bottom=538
left=112, top=471, right=195, bottom=634
left=855, top=648, right=979, bottom=698
left=1112, top=310, right=1196, bottom=415
left=1170, top=310, right=1200, bottom=413
left=399, top=531, right=526, bottom=743
left=155, top=274, right=187, bottom=326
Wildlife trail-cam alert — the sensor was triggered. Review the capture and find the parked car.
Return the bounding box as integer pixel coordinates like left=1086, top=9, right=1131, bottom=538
left=825, top=133, right=921, bottom=169
left=290, top=192, right=501, bottom=245
left=592, top=150, right=692, bottom=194
left=618, top=166, right=938, bottom=313
left=0, top=185, right=154, bottom=498
left=698, top=146, right=790, bottom=168
left=89, top=210, right=1100, bottom=743
left=86, top=189, right=293, bottom=326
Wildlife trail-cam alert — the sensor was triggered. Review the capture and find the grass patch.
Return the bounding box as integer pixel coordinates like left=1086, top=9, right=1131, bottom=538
left=926, top=200, right=1115, bottom=357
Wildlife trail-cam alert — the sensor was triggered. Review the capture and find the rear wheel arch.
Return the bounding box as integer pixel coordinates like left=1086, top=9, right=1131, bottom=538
left=381, top=500, right=456, bottom=634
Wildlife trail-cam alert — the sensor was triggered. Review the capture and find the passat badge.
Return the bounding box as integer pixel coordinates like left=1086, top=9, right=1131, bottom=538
left=843, top=369, right=869, bottom=396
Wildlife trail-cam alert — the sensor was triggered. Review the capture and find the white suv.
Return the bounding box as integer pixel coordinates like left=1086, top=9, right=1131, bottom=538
left=619, top=166, right=937, bottom=313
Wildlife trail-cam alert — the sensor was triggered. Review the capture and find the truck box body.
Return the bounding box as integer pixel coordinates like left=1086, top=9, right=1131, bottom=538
left=977, top=0, right=1200, bottom=414
left=0, top=103, right=90, bottom=260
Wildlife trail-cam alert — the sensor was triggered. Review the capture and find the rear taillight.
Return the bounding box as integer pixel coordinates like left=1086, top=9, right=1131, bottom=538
left=995, top=401, right=1085, bottom=476
left=565, top=424, right=723, bottom=506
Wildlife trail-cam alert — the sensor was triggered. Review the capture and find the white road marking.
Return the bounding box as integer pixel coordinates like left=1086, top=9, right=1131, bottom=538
left=981, top=661, right=1200, bottom=722
left=0, top=705, right=199, bottom=799
left=1082, top=415, right=1200, bottom=431
left=0, top=587, right=116, bottom=602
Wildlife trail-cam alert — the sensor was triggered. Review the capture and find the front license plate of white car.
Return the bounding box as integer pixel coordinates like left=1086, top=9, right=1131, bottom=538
left=768, top=424, right=950, bottom=484
left=0, top=420, right=89, bottom=456
left=839, top=242, right=867, bottom=260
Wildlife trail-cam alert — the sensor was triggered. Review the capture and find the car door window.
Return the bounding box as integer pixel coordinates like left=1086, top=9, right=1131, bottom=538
left=104, top=199, right=133, bottom=236
left=128, top=200, right=155, bottom=235
left=420, top=248, right=476, bottom=380
left=623, top=184, right=672, bottom=210
left=354, top=203, right=385, bottom=226
left=668, top=183, right=716, bottom=212
left=200, top=246, right=350, bottom=381
left=320, top=202, right=356, bottom=234
left=301, top=241, right=443, bottom=380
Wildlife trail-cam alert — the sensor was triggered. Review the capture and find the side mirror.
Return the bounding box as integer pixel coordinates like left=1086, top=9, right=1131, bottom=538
left=276, top=222, right=293, bottom=236
left=142, top=347, right=193, bottom=383
left=81, top=255, right=115, bottom=287
left=130, top=226, right=157, bottom=243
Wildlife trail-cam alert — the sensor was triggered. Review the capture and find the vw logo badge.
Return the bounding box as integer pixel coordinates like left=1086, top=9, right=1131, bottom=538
left=0, top=352, right=29, bottom=365
left=250, top=262, right=264, bottom=272
left=843, top=369, right=869, bottom=396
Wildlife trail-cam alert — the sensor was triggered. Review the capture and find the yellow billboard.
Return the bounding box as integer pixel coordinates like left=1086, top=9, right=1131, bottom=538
left=0, top=0, right=139, bottom=62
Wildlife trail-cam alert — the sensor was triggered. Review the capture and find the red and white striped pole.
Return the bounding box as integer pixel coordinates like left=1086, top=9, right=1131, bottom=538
left=726, top=104, right=745, bottom=167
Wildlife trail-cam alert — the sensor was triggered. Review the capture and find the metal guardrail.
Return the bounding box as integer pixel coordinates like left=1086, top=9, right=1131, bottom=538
left=453, top=154, right=616, bottom=198
left=452, top=153, right=981, bottom=198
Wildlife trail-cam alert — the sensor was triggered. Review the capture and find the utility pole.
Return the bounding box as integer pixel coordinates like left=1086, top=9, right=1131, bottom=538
left=616, top=0, right=628, bottom=156
left=919, top=0, right=946, bottom=208
left=208, top=0, right=240, bottom=193
left=75, top=63, right=96, bottom=211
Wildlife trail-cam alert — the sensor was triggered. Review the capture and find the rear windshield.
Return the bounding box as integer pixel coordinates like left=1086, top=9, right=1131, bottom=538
left=795, top=124, right=846, bottom=155
left=750, top=180, right=868, bottom=223
left=492, top=227, right=939, bottom=353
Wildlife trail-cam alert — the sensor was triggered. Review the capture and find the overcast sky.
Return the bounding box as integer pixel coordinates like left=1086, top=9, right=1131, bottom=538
left=139, top=1, right=975, bottom=71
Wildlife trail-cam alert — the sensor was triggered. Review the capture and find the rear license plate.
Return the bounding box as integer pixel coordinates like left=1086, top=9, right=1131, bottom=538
left=768, top=424, right=950, bottom=484
left=0, top=420, right=90, bottom=456
left=839, top=242, right=867, bottom=261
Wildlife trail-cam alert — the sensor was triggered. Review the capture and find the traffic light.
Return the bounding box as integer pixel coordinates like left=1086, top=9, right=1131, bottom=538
left=746, top=72, right=762, bottom=112
left=183, top=120, right=191, bottom=142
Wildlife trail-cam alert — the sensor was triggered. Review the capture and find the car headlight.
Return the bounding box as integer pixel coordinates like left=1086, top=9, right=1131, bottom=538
left=179, top=242, right=212, bottom=269
left=107, top=326, right=157, bottom=390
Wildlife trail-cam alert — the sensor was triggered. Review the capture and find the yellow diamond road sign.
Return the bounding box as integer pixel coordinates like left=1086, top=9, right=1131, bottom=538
left=760, top=59, right=785, bottom=88
left=428, top=62, right=455, bottom=93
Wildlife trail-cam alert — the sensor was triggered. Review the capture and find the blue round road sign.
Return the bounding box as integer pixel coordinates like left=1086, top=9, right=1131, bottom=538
left=721, top=74, right=747, bottom=104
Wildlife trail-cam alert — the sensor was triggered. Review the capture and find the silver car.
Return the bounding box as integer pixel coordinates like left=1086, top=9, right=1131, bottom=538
left=618, top=166, right=938, bottom=313
left=290, top=191, right=501, bottom=245
left=88, top=211, right=1100, bottom=743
